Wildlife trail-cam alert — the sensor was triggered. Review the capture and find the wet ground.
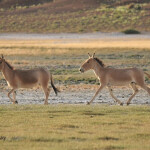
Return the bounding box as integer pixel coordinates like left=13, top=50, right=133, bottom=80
left=0, top=85, right=149, bottom=105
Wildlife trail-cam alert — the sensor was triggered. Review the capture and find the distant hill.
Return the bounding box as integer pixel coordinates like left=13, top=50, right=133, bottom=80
left=0, top=0, right=150, bottom=33
left=0, top=0, right=53, bottom=9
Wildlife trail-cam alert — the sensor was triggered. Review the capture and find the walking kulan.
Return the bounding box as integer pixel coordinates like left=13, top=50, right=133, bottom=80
left=80, top=53, right=150, bottom=105
left=0, top=55, right=59, bottom=104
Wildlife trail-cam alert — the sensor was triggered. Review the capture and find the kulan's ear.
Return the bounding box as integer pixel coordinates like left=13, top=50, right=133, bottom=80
left=88, top=53, right=91, bottom=58
left=92, top=53, right=95, bottom=58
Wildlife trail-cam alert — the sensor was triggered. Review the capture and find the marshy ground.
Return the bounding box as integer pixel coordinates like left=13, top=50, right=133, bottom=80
left=0, top=36, right=150, bottom=105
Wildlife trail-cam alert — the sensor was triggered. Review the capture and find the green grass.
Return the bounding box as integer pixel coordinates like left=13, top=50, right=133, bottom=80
left=0, top=105, right=150, bottom=150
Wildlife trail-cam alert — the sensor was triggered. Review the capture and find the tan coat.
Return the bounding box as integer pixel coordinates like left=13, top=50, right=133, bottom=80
left=80, top=53, right=150, bottom=105
left=0, top=56, right=59, bottom=104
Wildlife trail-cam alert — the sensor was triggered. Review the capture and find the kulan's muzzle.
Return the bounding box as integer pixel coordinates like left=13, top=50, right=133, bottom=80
left=79, top=67, right=84, bottom=73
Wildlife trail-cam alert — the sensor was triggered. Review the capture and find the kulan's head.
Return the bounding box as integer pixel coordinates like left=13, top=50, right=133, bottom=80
left=0, top=55, right=5, bottom=71
left=79, top=53, right=104, bottom=73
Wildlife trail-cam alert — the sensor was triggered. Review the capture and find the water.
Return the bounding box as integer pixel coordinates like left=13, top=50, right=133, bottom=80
left=0, top=32, right=150, bottom=40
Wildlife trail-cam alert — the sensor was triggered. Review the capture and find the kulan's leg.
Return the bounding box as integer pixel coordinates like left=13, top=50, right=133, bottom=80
left=108, top=86, right=123, bottom=105
left=136, top=76, right=150, bottom=95
left=42, top=87, right=50, bottom=105
left=140, top=84, right=150, bottom=95
left=13, top=91, right=18, bottom=104
left=8, top=89, right=16, bottom=104
left=126, top=82, right=139, bottom=105
left=87, top=85, right=105, bottom=105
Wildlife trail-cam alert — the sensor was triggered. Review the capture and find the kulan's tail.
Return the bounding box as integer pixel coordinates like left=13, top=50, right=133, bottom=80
left=50, top=75, right=60, bottom=95
left=144, top=72, right=150, bottom=79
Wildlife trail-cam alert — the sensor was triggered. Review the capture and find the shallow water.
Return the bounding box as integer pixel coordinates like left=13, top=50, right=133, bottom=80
left=0, top=32, right=150, bottom=40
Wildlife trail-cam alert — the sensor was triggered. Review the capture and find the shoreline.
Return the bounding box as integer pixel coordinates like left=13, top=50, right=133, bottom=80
left=0, top=32, right=150, bottom=40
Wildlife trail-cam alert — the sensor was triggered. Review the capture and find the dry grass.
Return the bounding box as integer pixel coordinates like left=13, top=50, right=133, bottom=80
left=0, top=39, right=150, bottom=52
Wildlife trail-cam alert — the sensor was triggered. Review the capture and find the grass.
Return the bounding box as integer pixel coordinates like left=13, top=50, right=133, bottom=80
left=0, top=105, right=150, bottom=150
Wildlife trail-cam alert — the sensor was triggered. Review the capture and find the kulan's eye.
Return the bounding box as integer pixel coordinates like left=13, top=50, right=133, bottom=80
left=87, top=61, right=89, bottom=63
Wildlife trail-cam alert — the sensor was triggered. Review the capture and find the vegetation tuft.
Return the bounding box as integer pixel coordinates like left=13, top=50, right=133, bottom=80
left=122, top=29, right=141, bottom=34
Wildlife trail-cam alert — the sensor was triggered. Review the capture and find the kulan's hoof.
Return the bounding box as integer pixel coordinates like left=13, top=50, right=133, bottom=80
left=126, top=103, right=130, bottom=106
left=120, top=103, right=123, bottom=106
left=87, top=102, right=90, bottom=105
left=15, top=101, right=18, bottom=104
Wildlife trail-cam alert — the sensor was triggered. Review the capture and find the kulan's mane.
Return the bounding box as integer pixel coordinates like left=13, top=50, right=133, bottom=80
left=94, top=57, right=105, bottom=67
left=5, top=61, right=14, bottom=70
